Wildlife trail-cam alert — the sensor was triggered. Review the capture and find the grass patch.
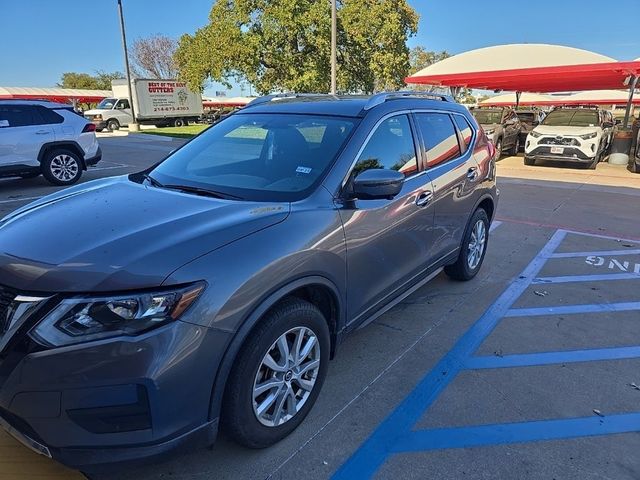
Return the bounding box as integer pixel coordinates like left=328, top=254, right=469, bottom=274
left=139, top=124, right=209, bottom=139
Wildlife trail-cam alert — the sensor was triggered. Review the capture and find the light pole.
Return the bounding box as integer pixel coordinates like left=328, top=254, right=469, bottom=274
left=330, top=0, right=337, bottom=94
left=117, top=0, right=138, bottom=131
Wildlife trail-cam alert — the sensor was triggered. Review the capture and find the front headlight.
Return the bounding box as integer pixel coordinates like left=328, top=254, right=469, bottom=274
left=529, top=130, right=542, bottom=138
left=94, top=114, right=103, bottom=121
left=29, top=283, right=204, bottom=347
left=580, top=132, right=598, bottom=140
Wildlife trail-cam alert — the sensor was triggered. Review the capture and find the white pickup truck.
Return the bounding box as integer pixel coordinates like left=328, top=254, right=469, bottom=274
left=85, top=79, right=203, bottom=131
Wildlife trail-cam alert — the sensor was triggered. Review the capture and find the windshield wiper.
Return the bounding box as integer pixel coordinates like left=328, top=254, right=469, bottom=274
left=162, top=184, right=243, bottom=200
left=143, top=173, right=164, bottom=188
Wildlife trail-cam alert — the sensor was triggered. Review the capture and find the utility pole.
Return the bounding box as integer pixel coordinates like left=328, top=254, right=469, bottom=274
left=117, top=0, right=138, bottom=131
left=330, top=0, right=337, bottom=94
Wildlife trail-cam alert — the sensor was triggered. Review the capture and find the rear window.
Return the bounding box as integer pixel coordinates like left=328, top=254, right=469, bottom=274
left=38, top=107, right=64, bottom=124
left=415, top=113, right=461, bottom=167
left=452, top=115, right=474, bottom=153
left=472, top=109, right=502, bottom=125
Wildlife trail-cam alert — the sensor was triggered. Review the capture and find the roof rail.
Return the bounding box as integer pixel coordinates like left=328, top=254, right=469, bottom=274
left=245, top=93, right=341, bottom=108
left=364, top=91, right=455, bottom=110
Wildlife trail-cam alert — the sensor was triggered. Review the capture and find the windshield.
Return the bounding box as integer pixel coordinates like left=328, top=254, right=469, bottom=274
left=97, top=98, right=117, bottom=109
left=150, top=113, right=358, bottom=202
left=472, top=110, right=502, bottom=125
left=543, top=110, right=599, bottom=127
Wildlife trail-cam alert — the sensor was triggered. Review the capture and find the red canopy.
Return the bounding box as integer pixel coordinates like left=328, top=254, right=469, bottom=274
left=407, top=61, right=640, bottom=93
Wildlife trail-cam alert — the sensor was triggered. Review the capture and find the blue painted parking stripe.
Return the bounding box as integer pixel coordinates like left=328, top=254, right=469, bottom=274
left=390, top=413, right=640, bottom=453
left=533, top=273, right=640, bottom=284
left=331, top=230, right=568, bottom=480
left=465, top=346, right=640, bottom=369
left=505, top=302, right=640, bottom=317
left=550, top=249, right=640, bottom=258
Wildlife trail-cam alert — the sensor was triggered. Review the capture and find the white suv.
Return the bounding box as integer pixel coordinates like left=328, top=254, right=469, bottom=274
left=524, top=107, right=614, bottom=169
left=0, top=100, right=101, bottom=185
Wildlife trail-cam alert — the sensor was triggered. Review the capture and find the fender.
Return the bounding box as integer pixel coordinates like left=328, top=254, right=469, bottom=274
left=38, top=141, right=87, bottom=170
left=207, top=274, right=343, bottom=422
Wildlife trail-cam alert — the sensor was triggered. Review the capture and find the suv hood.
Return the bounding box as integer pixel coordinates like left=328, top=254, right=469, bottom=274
left=0, top=177, right=289, bottom=293
left=532, top=125, right=600, bottom=136
left=84, top=108, right=109, bottom=115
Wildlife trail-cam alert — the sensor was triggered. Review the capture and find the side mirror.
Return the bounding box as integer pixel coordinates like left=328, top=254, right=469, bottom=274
left=603, top=121, right=614, bottom=128
left=352, top=168, right=404, bottom=200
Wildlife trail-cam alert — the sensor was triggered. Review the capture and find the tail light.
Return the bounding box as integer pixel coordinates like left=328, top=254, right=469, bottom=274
left=82, top=123, right=96, bottom=133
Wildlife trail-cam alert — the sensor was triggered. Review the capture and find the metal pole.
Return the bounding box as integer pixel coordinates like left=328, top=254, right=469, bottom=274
left=623, top=75, right=637, bottom=130
left=117, top=0, right=138, bottom=131
left=515, top=91, right=522, bottom=109
left=330, top=0, right=337, bottom=94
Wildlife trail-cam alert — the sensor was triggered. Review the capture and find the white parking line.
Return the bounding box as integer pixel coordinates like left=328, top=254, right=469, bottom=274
left=0, top=195, right=43, bottom=205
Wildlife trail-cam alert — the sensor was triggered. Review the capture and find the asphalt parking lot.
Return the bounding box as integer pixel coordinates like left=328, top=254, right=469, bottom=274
left=2, top=134, right=640, bottom=479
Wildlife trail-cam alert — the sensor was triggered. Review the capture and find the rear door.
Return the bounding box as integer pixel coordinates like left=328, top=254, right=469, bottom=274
left=0, top=105, right=52, bottom=168
left=413, top=112, right=480, bottom=261
left=339, top=114, right=436, bottom=326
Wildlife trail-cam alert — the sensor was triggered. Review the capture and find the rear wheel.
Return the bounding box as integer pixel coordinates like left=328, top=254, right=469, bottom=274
left=444, top=208, right=489, bottom=281
left=222, top=298, right=330, bottom=448
left=173, top=118, right=185, bottom=127
left=41, top=149, right=82, bottom=186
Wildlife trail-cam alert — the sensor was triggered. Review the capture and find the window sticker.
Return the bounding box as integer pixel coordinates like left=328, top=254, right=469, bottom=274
left=296, top=166, right=312, bottom=174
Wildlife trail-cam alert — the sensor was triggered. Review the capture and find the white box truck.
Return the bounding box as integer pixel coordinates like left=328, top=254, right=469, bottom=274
left=85, top=79, right=203, bottom=131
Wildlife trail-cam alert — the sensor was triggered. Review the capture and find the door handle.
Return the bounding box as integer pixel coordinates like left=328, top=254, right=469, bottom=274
left=467, top=167, right=479, bottom=180
left=415, top=190, right=433, bottom=207
left=35, top=130, right=50, bottom=135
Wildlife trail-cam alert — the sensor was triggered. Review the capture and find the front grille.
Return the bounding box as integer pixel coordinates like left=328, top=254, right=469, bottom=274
left=540, top=136, right=580, bottom=146
left=0, top=285, right=18, bottom=335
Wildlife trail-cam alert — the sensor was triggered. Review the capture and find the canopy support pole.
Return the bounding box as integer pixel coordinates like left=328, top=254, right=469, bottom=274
left=623, top=76, right=637, bottom=129
left=515, top=91, right=522, bottom=109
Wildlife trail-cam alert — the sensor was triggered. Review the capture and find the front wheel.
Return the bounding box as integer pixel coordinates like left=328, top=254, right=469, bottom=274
left=445, top=208, right=489, bottom=281
left=509, top=136, right=520, bottom=156
left=106, top=119, right=120, bottom=131
left=524, top=156, right=536, bottom=166
left=222, top=298, right=330, bottom=448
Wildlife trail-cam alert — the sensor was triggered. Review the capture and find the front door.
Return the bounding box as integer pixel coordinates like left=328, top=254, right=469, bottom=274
left=338, top=114, right=436, bottom=326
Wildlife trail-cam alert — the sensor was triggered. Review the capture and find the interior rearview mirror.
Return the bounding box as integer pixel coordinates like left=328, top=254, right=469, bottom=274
left=352, top=169, right=404, bottom=200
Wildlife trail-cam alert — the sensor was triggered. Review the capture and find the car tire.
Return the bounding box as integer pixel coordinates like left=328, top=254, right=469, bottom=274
left=509, top=136, right=520, bottom=157
left=41, top=149, right=83, bottom=186
left=444, top=208, right=490, bottom=281
left=173, top=118, right=185, bottom=127
left=494, top=138, right=503, bottom=159
left=588, top=151, right=601, bottom=170
left=106, top=119, right=120, bottom=131
left=524, top=156, right=536, bottom=166
left=222, top=297, right=330, bottom=449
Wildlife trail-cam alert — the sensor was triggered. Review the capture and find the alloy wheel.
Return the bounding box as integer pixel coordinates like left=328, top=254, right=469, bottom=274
left=50, top=154, right=79, bottom=182
left=252, top=326, right=321, bottom=427
left=467, top=219, right=486, bottom=270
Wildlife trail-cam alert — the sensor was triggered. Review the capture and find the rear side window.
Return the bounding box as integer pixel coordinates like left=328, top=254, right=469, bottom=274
left=37, top=107, right=64, bottom=125
left=452, top=115, right=474, bottom=153
left=0, top=105, right=39, bottom=127
left=414, top=113, right=461, bottom=168
left=353, top=115, right=417, bottom=178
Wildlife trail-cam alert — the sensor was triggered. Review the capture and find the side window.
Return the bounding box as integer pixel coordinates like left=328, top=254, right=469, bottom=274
left=36, top=107, right=64, bottom=125
left=0, top=105, right=39, bottom=127
left=414, top=113, right=461, bottom=168
left=453, top=115, right=474, bottom=154
left=352, top=115, right=417, bottom=178
left=116, top=99, right=130, bottom=110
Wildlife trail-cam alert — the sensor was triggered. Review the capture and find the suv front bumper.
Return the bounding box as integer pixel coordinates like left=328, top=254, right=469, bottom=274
left=524, top=145, right=596, bottom=163
left=0, top=317, right=231, bottom=472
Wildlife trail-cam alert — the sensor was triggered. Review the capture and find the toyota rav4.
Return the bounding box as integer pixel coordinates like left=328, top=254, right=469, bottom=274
left=0, top=92, right=497, bottom=472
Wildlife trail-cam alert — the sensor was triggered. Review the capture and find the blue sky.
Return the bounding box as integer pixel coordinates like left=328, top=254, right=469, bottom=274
left=2, top=0, right=639, bottom=96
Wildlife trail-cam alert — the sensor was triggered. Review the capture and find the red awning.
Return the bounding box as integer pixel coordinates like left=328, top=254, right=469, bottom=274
left=406, top=61, right=640, bottom=93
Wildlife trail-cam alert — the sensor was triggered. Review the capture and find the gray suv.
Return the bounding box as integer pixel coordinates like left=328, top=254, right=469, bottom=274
left=472, top=107, right=522, bottom=157
left=0, top=92, right=497, bottom=472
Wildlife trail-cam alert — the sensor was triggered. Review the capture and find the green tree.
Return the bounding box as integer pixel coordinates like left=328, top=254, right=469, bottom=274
left=175, top=0, right=418, bottom=95
left=408, top=46, right=449, bottom=76
left=58, top=70, right=123, bottom=90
